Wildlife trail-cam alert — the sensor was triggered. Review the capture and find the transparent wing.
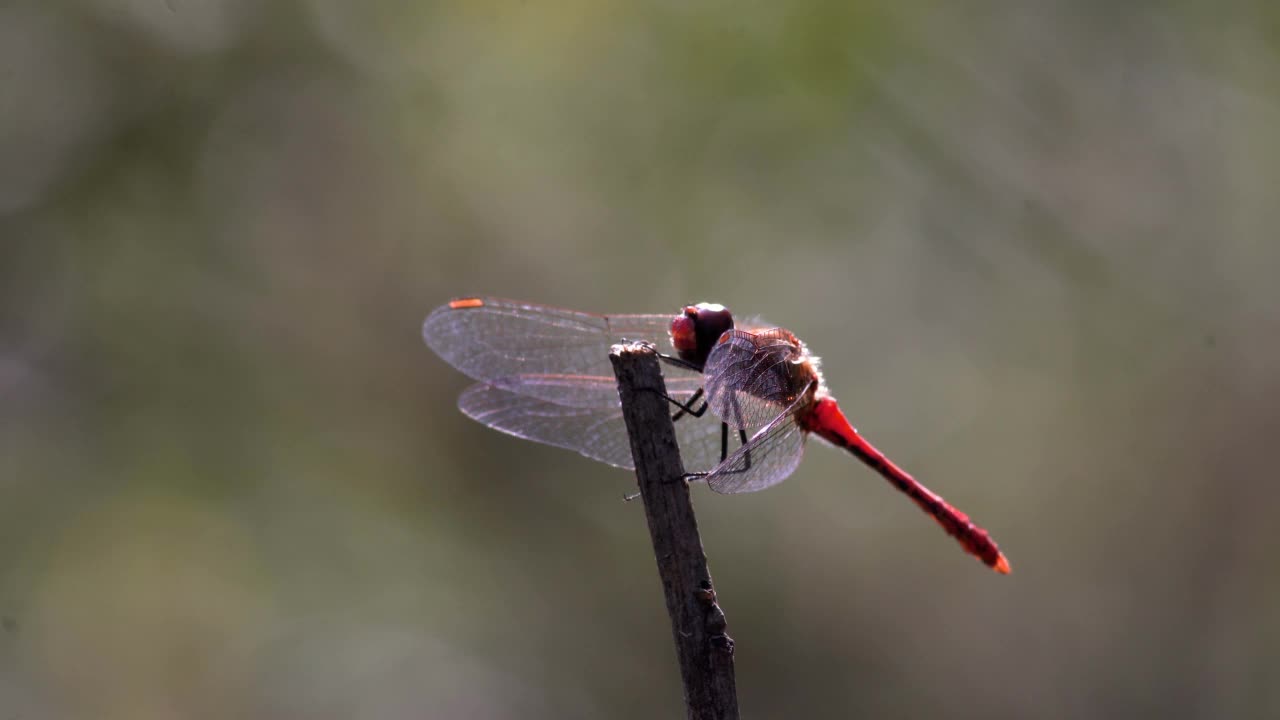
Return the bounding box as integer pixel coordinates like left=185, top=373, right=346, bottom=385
left=424, top=297, right=682, bottom=408
left=459, top=383, right=637, bottom=468
left=704, top=394, right=809, bottom=494
left=457, top=379, right=729, bottom=473
left=675, top=409, right=745, bottom=476
left=703, top=329, right=808, bottom=429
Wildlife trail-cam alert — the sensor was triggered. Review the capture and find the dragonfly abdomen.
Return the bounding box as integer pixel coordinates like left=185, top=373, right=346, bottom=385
left=799, top=397, right=1011, bottom=574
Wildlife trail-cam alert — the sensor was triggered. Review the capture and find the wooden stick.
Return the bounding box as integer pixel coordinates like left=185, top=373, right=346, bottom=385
left=609, top=343, right=740, bottom=720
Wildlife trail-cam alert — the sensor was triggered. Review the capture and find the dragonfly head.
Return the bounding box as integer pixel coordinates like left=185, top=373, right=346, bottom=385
left=670, top=303, right=734, bottom=369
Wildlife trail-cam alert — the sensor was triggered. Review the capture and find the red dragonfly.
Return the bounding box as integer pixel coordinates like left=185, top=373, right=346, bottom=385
left=424, top=297, right=1010, bottom=574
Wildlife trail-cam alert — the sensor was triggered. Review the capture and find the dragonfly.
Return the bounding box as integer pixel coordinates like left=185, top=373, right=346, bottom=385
left=423, top=297, right=1010, bottom=574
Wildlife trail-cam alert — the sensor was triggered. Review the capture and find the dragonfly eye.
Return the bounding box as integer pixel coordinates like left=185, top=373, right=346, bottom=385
left=668, top=303, right=733, bottom=369
left=693, top=304, right=733, bottom=341
left=670, top=314, right=697, bottom=354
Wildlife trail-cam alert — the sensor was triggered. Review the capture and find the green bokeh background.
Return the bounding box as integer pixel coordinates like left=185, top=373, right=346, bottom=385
left=3, top=1, right=1279, bottom=717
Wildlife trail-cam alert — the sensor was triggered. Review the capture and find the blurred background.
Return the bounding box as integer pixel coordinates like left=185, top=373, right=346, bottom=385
left=2, top=1, right=1279, bottom=718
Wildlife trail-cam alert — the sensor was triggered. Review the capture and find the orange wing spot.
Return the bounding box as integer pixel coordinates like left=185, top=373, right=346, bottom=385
left=993, top=555, right=1012, bottom=575
left=448, top=298, right=485, bottom=309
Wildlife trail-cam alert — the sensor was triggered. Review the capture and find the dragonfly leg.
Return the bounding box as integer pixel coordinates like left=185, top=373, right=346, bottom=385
left=670, top=387, right=707, bottom=421
left=639, top=386, right=709, bottom=421
left=691, top=423, right=753, bottom=482
left=675, top=399, right=710, bottom=422
left=728, top=396, right=752, bottom=470
left=656, top=352, right=703, bottom=373
left=705, top=412, right=753, bottom=478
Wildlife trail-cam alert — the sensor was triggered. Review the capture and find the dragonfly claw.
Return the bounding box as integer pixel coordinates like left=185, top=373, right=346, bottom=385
left=620, top=338, right=657, bottom=352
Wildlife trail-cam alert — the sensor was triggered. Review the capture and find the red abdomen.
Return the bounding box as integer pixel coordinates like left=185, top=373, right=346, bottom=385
left=799, top=397, right=1011, bottom=574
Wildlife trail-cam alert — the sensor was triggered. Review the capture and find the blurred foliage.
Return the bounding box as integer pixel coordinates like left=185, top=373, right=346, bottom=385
left=3, top=1, right=1280, bottom=718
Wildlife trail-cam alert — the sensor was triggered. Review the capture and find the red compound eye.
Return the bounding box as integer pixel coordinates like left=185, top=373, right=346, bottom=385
left=668, top=303, right=734, bottom=368
left=670, top=314, right=697, bottom=353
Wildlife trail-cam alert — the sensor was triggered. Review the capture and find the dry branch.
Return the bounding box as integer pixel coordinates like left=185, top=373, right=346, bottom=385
left=609, top=342, right=739, bottom=720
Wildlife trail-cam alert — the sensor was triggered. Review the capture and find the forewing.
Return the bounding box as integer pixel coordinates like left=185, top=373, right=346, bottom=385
left=423, top=298, right=679, bottom=408
left=703, top=329, right=806, bottom=429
